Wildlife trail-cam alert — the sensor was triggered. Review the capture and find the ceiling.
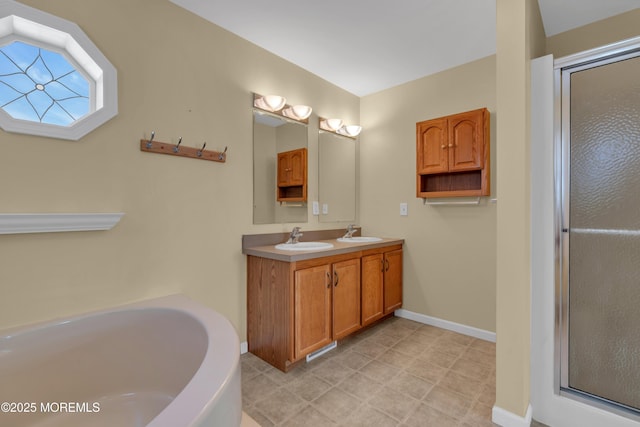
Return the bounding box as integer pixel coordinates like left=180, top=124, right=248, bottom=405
left=170, top=0, right=638, bottom=97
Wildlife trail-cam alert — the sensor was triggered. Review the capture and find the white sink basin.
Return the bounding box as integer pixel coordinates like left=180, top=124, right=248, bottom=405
left=275, top=242, right=334, bottom=251
left=337, top=236, right=383, bottom=243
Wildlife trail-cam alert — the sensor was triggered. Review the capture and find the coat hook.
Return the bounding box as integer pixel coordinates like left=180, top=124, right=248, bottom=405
left=173, top=136, right=182, bottom=153
left=218, top=146, right=228, bottom=161
left=146, top=131, right=155, bottom=149
left=197, top=142, right=207, bottom=157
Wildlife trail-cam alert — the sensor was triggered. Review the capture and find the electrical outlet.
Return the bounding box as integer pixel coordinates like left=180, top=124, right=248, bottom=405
left=312, top=201, right=320, bottom=215
left=400, top=202, right=408, bottom=216
left=322, top=204, right=329, bottom=215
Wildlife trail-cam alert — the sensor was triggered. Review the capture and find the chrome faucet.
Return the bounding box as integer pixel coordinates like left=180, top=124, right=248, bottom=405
left=342, top=224, right=358, bottom=239
left=287, top=226, right=303, bottom=244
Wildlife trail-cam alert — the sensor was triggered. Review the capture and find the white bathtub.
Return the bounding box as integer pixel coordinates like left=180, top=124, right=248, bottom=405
left=0, top=295, right=242, bottom=427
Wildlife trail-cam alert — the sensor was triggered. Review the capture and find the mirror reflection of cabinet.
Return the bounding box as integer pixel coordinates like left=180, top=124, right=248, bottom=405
left=253, top=111, right=308, bottom=224
left=277, top=147, right=307, bottom=202
left=318, top=131, right=356, bottom=222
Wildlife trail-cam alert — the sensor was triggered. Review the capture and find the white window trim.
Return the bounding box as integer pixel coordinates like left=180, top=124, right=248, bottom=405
left=0, top=0, right=117, bottom=140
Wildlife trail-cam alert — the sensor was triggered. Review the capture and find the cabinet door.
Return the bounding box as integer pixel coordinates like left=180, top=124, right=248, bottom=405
left=288, top=148, right=307, bottom=186
left=448, top=109, right=484, bottom=172
left=416, top=118, right=449, bottom=174
left=277, top=151, right=291, bottom=186
left=332, top=258, right=361, bottom=340
left=294, top=265, right=332, bottom=359
left=383, top=249, right=403, bottom=314
left=361, top=254, right=384, bottom=327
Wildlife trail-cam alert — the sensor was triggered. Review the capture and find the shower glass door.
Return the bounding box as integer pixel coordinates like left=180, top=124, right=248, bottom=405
left=560, top=50, right=640, bottom=416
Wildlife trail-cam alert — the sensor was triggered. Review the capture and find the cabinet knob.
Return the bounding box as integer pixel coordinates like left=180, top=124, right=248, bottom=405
left=441, top=145, right=446, bottom=149
left=448, top=144, right=454, bottom=148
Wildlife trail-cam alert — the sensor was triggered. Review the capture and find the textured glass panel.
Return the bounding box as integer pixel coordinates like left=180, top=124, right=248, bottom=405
left=569, top=232, right=640, bottom=409
left=568, top=55, right=640, bottom=411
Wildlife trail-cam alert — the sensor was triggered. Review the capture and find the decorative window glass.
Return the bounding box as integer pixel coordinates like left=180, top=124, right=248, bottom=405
left=0, top=0, right=117, bottom=140
left=1, top=41, right=90, bottom=125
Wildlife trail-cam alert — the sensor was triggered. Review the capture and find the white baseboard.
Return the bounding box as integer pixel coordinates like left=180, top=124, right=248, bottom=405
left=240, top=341, right=248, bottom=354
left=492, top=404, right=532, bottom=427
left=395, top=309, right=496, bottom=342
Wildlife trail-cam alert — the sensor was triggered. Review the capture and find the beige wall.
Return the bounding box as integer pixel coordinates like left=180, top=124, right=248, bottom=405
left=547, top=9, right=640, bottom=58
left=252, top=122, right=276, bottom=224
left=0, top=0, right=359, bottom=337
left=494, top=0, right=545, bottom=418
left=360, top=55, right=497, bottom=332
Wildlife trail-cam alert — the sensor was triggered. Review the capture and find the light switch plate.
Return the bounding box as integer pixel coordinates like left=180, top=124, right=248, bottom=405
left=322, top=204, right=329, bottom=215
left=312, top=201, right=320, bottom=215
left=400, top=202, right=408, bottom=216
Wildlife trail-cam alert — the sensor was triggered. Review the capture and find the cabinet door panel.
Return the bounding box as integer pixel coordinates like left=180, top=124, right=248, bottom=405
left=332, top=258, right=361, bottom=340
left=294, top=265, right=332, bottom=358
left=289, top=148, right=306, bottom=185
left=448, top=110, right=484, bottom=172
left=383, top=249, right=403, bottom=314
left=361, top=254, right=384, bottom=326
left=417, top=118, right=448, bottom=174
left=277, top=151, right=290, bottom=186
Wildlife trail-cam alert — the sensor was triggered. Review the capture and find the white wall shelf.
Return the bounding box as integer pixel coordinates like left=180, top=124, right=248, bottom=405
left=0, top=213, right=124, bottom=235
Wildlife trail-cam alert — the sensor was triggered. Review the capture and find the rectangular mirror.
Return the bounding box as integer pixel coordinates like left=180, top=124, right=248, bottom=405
left=253, top=111, right=308, bottom=224
left=318, top=130, right=356, bottom=222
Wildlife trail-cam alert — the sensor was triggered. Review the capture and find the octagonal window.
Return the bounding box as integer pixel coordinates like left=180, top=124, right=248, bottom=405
left=1, top=41, right=90, bottom=126
left=0, top=0, right=117, bottom=140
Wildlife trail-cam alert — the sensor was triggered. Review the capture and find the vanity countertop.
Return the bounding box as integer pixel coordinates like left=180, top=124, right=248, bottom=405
left=242, top=236, right=404, bottom=262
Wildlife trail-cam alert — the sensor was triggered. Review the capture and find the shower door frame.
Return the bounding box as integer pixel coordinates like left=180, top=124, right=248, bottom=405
left=554, top=36, right=640, bottom=420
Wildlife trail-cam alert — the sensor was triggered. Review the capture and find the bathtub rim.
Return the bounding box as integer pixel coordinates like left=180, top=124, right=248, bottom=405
left=0, top=294, right=241, bottom=427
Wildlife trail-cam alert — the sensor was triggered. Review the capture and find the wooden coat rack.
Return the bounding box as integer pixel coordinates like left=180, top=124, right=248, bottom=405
left=139, top=132, right=227, bottom=163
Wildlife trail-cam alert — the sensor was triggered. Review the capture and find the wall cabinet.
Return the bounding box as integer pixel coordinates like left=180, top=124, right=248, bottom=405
left=277, top=147, right=307, bottom=202
left=416, top=108, right=490, bottom=198
left=247, top=244, right=402, bottom=372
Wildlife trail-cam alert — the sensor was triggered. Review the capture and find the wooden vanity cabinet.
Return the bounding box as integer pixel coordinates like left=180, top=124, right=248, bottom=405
left=416, top=108, right=490, bottom=198
left=293, top=258, right=361, bottom=359
left=293, top=264, right=332, bottom=358
left=382, top=249, right=403, bottom=313
left=361, top=254, right=385, bottom=327
left=331, top=258, right=362, bottom=340
left=277, top=147, right=307, bottom=202
left=247, top=244, right=401, bottom=372
left=361, top=248, right=403, bottom=326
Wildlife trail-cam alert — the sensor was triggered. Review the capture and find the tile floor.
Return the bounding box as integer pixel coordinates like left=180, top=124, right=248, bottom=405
left=241, top=316, right=498, bottom=426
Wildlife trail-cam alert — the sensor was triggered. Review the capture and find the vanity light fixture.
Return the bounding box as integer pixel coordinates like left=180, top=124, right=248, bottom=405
left=253, top=93, right=312, bottom=124
left=320, top=118, right=344, bottom=132
left=320, top=117, right=362, bottom=139
left=254, top=94, right=287, bottom=112
left=338, top=124, right=362, bottom=137
left=283, top=104, right=313, bottom=121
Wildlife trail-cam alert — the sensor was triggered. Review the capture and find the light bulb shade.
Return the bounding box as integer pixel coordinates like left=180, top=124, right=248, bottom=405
left=283, top=104, right=312, bottom=120
left=341, top=124, right=362, bottom=137
left=254, top=94, right=287, bottom=112
left=321, top=118, right=344, bottom=132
